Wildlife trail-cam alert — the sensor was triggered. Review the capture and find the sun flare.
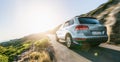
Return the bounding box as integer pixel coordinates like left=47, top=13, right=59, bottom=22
left=14, top=1, right=63, bottom=34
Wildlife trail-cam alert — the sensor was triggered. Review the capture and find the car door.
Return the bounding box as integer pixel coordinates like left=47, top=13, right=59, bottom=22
left=56, top=23, right=64, bottom=39
left=56, top=21, right=69, bottom=39
left=60, top=21, right=70, bottom=39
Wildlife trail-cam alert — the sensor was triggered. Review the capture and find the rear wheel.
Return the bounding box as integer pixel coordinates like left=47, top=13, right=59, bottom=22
left=65, top=34, right=73, bottom=48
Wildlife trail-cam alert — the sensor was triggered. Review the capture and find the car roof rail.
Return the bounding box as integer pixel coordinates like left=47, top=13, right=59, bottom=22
left=75, top=16, right=97, bottom=19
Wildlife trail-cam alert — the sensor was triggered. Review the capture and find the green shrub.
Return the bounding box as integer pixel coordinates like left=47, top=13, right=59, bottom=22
left=0, top=55, right=8, bottom=62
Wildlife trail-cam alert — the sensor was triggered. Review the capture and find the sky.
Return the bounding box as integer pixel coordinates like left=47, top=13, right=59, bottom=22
left=0, top=0, right=108, bottom=41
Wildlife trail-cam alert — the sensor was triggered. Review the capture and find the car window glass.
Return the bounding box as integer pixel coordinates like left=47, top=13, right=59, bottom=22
left=69, top=19, right=74, bottom=25
left=63, top=22, right=69, bottom=27
left=59, top=24, right=64, bottom=29
left=78, top=18, right=99, bottom=24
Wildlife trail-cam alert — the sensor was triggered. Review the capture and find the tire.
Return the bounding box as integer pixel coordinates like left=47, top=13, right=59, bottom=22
left=55, top=34, right=59, bottom=42
left=91, top=43, right=100, bottom=47
left=65, top=34, right=73, bottom=48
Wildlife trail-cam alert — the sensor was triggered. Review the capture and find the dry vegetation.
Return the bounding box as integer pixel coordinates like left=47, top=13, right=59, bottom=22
left=80, top=0, right=120, bottom=44
left=0, top=33, right=55, bottom=62
left=17, top=37, right=55, bottom=62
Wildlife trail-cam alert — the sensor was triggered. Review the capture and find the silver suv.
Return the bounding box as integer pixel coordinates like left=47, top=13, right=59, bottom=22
left=56, top=16, right=108, bottom=48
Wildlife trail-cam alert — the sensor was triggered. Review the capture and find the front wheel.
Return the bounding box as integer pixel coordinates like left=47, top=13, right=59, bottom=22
left=55, top=34, right=59, bottom=42
left=65, top=34, right=73, bottom=48
left=91, top=43, right=100, bottom=47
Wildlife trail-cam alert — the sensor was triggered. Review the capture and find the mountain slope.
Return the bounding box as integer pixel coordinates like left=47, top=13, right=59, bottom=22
left=0, top=33, right=55, bottom=62
left=80, top=0, right=120, bottom=43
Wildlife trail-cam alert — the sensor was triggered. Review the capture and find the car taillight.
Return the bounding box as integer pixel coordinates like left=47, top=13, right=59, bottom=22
left=75, top=25, right=89, bottom=30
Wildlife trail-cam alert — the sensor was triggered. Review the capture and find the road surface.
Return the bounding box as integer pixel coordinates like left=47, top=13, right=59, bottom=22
left=48, top=35, right=120, bottom=62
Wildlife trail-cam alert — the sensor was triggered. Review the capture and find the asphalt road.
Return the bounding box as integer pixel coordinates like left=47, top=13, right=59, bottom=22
left=48, top=35, right=120, bottom=62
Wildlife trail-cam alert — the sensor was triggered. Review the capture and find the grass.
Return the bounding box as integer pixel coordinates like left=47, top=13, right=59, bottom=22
left=0, top=33, right=53, bottom=62
left=17, top=37, right=53, bottom=62
left=34, top=38, right=49, bottom=51
left=28, top=51, right=51, bottom=62
left=0, top=55, right=8, bottom=62
left=0, top=40, right=31, bottom=62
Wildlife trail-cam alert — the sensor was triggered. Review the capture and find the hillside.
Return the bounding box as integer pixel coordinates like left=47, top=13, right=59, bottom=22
left=80, top=0, right=120, bottom=44
left=0, top=33, right=55, bottom=62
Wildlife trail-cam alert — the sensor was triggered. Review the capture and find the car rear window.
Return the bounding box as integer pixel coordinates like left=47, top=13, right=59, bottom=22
left=78, top=18, right=100, bottom=24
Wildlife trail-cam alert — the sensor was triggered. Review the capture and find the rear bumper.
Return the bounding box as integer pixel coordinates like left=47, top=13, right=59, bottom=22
left=72, top=36, right=108, bottom=45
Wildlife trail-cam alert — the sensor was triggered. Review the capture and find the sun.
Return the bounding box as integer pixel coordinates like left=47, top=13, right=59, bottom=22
left=13, top=0, right=64, bottom=35
left=15, top=4, right=59, bottom=34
